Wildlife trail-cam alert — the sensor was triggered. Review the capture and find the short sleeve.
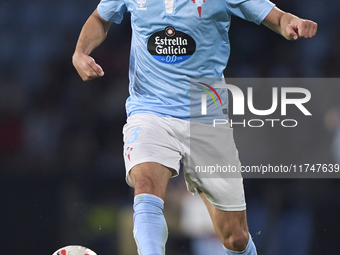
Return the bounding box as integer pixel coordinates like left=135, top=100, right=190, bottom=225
left=97, top=0, right=127, bottom=24
left=226, top=0, right=275, bottom=25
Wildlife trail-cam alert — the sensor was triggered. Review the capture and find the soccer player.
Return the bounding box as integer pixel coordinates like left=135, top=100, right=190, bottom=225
left=72, top=1, right=317, bottom=254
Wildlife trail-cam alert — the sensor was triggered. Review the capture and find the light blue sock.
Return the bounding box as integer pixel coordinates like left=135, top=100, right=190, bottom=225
left=133, top=193, right=168, bottom=255
left=223, top=233, right=257, bottom=255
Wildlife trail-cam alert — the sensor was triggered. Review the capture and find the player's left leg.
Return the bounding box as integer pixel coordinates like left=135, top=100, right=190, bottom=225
left=199, top=192, right=256, bottom=255
left=184, top=121, right=255, bottom=254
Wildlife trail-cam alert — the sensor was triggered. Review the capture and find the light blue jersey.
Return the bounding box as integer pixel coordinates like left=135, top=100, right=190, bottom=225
left=97, top=0, right=275, bottom=120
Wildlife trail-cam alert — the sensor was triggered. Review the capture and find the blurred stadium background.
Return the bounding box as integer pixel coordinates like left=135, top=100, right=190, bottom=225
left=0, top=0, right=340, bottom=254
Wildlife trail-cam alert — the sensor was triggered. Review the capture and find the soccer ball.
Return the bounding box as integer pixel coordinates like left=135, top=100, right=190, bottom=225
left=52, top=245, right=97, bottom=255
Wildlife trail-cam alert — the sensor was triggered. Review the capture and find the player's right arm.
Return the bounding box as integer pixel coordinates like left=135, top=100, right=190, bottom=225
left=72, top=9, right=113, bottom=81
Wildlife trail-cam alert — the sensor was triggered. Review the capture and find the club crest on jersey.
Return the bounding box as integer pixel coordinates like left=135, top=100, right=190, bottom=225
left=136, top=0, right=147, bottom=10
left=190, top=0, right=207, bottom=18
left=147, top=26, right=196, bottom=64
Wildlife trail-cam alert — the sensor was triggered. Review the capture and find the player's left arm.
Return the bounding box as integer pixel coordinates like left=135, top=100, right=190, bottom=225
left=262, top=7, right=318, bottom=40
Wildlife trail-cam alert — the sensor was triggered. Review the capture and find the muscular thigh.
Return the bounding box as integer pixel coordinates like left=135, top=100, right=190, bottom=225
left=199, top=191, right=248, bottom=238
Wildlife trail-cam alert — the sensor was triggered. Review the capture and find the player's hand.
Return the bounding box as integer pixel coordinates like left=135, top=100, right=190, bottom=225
left=72, top=51, right=104, bottom=81
left=285, top=19, right=318, bottom=40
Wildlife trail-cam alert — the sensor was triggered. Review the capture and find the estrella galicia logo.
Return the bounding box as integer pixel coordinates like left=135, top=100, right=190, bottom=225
left=147, top=26, right=196, bottom=64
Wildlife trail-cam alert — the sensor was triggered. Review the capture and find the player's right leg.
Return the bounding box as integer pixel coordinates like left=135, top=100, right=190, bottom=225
left=130, top=163, right=173, bottom=255
left=122, top=113, right=183, bottom=255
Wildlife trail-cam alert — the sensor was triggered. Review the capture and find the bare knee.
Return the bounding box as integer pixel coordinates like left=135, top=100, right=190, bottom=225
left=199, top=193, right=250, bottom=251
left=133, top=174, right=157, bottom=195
left=221, top=231, right=249, bottom=252
left=130, top=162, right=173, bottom=199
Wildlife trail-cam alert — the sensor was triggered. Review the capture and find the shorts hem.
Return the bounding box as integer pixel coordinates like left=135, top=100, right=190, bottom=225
left=211, top=201, right=247, bottom=212
left=185, top=181, right=246, bottom=211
